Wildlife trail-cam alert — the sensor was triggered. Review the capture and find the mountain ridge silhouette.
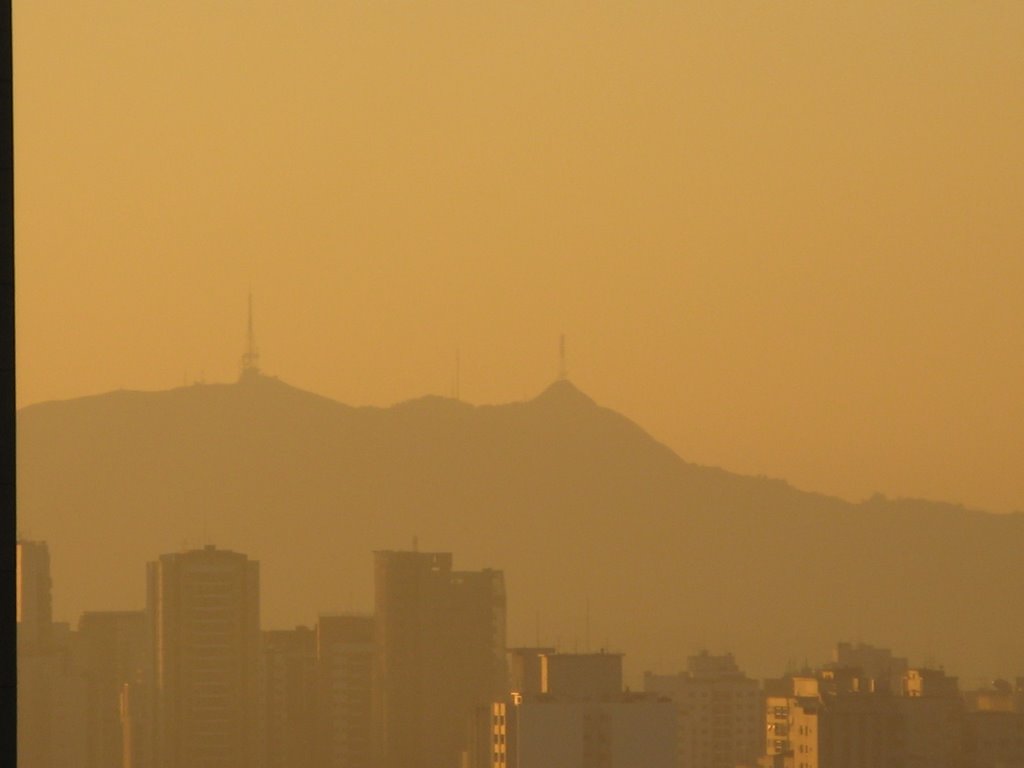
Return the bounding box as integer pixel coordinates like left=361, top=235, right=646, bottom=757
left=16, top=373, right=1024, bottom=680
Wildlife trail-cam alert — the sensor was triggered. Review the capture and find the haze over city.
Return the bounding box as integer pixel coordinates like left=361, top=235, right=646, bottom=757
left=14, top=2, right=1024, bottom=515
left=10, top=4, right=1024, bottom=768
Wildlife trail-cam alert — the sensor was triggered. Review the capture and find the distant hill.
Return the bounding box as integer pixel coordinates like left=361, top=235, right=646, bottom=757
left=17, top=373, right=1024, bottom=680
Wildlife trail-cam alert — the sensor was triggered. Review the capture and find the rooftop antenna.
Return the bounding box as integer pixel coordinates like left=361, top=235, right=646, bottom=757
left=558, top=334, right=568, bottom=381
left=240, top=291, right=260, bottom=378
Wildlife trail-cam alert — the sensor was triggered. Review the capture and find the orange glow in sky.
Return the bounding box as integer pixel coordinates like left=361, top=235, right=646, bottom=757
left=14, top=2, right=1024, bottom=512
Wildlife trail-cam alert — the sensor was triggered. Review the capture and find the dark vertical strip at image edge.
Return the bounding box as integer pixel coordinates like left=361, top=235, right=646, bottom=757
left=1, top=0, right=16, bottom=761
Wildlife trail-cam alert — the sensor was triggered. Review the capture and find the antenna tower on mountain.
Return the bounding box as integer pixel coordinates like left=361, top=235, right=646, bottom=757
left=240, top=292, right=261, bottom=379
left=558, top=334, right=568, bottom=381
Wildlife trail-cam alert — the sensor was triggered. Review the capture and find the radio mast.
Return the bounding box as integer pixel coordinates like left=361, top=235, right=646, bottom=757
left=240, top=291, right=260, bottom=379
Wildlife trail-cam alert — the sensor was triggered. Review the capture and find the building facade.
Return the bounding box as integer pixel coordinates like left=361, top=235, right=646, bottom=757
left=316, top=614, right=374, bottom=768
left=148, top=545, right=262, bottom=768
left=77, top=610, right=148, bottom=768
left=17, top=540, right=90, bottom=768
left=372, top=550, right=507, bottom=768
left=263, top=626, right=317, bottom=768
left=644, top=651, right=763, bottom=768
left=480, top=651, right=675, bottom=768
left=17, top=539, right=53, bottom=652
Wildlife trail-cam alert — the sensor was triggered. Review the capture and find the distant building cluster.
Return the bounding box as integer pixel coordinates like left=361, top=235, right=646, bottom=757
left=16, top=539, right=1024, bottom=768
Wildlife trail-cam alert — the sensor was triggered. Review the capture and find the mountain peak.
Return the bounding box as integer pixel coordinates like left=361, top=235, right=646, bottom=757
left=532, top=378, right=597, bottom=408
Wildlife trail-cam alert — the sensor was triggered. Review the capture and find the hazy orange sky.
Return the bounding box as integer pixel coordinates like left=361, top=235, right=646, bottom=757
left=14, top=3, right=1024, bottom=513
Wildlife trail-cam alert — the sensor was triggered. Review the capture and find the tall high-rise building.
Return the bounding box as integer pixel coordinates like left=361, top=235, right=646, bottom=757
left=147, top=545, right=262, bottom=768
left=77, top=610, right=148, bottom=768
left=316, top=614, right=374, bottom=768
left=17, top=539, right=53, bottom=652
left=264, top=626, right=317, bottom=768
left=372, top=550, right=506, bottom=768
left=16, top=541, right=89, bottom=768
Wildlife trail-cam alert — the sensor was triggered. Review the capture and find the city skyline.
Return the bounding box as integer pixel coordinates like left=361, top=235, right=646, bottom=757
left=16, top=536, right=1024, bottom=768
left=8, top=3, right=1024, bottom=767
left=17, top=368, right=1024, bottom=684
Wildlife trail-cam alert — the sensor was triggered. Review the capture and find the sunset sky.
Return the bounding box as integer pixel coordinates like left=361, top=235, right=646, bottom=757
left=14, top=2, right=1024, bottom=513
